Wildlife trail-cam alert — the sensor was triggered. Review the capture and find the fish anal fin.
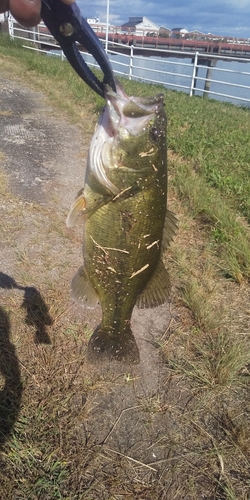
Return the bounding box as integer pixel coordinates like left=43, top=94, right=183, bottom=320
left=162, top=209, right=178, bottom=252
left=71, top=265, right=99, bottom=309
left=136, top=259, right=170, bottom=309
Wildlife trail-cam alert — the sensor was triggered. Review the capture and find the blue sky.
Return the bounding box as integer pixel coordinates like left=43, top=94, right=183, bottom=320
left=78, top=0, right=250, bottom=38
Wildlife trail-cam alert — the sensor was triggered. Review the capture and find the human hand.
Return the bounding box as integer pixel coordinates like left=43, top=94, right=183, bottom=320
left=0, top=0, right=75, bottom=27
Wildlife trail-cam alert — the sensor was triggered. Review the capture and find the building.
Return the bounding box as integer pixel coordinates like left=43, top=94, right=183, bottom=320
left=121, top=17, right=160, bottom=36
left=171, top=27, right=188, bottom=38
left=159, top=26, right=172, bottom=37
left=185, top=30, right=206, bottom=40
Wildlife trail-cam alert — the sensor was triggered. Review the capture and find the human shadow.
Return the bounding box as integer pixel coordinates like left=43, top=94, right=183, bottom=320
left=0, top=272, right=53, bottom=344
left=0, top=272, right=53, bottom=447
left=0, top=306, right=22, bottom=447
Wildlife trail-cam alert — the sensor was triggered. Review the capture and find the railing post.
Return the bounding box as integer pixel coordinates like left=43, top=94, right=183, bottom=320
left=190, top=50, right=199, bottom=96
left=31, top=27, right=36, bottom=42
left=129, top=45, right=134, bottom=80
left=203, top=58, right=217, bottom=98
left=8, top=15, right=14, bottom=39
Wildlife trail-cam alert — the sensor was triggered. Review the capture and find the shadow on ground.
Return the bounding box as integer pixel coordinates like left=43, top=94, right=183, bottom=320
left=0, top=272, right=52, bottom=344
left=0, top=305, right=22, bottom=447
left=0, top=272, right=53, bottom=447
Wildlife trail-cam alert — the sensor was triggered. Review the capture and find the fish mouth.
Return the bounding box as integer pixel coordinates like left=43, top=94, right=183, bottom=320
left=104, top=83, right=165, bottom=137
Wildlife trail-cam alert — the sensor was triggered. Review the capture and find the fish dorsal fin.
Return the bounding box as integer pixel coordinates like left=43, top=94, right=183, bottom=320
left=162, top=209, right=178, bottom=252
left=71, top=265, right=99, bottom=309
left=136, top=259, right=170, bottom=309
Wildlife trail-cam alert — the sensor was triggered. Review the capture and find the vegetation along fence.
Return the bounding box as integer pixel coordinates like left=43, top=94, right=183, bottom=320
left=8, top=16, right=250, bottom=106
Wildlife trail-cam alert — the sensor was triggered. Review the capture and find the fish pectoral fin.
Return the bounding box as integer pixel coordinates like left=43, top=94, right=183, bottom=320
left=161, top=209, right=178, bottom=252
left=66, top=191, right=111, bottom=228
left=66, top=191, right=87, bottom=227
left=71, top=265, right=99, bottom=309
left=136, top=260, right=170, bottom=309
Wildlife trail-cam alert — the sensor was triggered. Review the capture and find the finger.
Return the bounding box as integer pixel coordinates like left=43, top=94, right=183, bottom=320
left=9, top=0, right=41, bottom=27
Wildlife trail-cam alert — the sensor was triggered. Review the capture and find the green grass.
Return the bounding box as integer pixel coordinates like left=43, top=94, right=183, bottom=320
left=0, top=32, right=250, bottom=499
left=171, top=160, right=250, bottom=282
left=165, top=92, right=250, bottom=216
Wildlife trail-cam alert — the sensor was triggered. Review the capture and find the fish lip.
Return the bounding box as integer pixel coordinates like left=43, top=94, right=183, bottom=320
left=105, top=83, right=164, bottom=112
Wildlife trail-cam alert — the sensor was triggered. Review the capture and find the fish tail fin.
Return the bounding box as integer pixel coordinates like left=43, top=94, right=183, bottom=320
left=87, top=325, right=140, bottom=364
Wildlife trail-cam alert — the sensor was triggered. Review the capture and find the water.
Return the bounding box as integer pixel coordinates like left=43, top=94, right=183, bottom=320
left=188, top=58, right=250, bottom=105
left=120, top=54, right=250, bottom=107
left=82, top=50, right=250, bottom=107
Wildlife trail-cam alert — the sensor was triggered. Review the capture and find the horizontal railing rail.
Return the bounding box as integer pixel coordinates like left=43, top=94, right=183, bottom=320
left=8, top=17, right=250, bottom=106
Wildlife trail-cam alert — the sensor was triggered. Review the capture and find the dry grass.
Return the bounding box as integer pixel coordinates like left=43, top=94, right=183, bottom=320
left=1, top=155, right=249, bottom=499
left=160, top=185, right=250, bottom=499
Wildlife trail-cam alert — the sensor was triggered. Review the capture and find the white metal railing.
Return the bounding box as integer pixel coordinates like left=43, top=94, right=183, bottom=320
left=7, top=16, right=250, bottom=106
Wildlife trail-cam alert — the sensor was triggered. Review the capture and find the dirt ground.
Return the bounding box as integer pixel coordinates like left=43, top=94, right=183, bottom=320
left=0, top=75, right=193, bottom=498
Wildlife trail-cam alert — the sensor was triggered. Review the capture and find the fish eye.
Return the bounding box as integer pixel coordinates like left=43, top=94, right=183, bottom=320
left=150, top=126, right=162, bottom=142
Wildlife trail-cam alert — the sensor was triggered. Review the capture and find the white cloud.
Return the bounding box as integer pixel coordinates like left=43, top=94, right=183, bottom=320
left=77, top=0, right=250, bottom=38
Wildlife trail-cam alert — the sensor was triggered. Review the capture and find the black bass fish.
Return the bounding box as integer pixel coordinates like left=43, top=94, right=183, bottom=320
left=66, top=83, right=177, bottom=363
